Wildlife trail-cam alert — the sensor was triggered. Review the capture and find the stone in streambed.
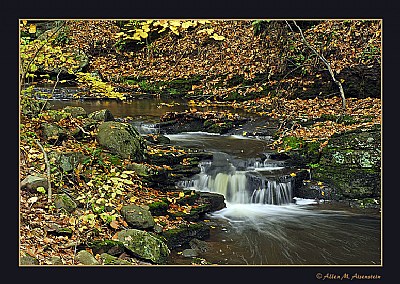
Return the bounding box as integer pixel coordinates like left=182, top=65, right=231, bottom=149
left=117, top=229, right=170, bottom=264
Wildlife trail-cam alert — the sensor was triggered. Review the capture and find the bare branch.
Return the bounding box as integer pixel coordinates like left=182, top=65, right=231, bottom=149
left=292, top=21, right=346, bottom=110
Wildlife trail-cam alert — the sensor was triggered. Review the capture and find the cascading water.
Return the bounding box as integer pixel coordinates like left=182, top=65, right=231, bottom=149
left=178, top=152, right=294, bottom=205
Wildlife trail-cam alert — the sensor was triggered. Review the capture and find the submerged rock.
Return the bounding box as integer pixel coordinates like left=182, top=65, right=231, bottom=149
left=182, top=249, right=198, bottom=258
left=117, top=229, right=170, bottom=264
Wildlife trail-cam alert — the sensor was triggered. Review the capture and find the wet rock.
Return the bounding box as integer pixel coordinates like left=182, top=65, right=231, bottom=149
left=88, top=109, right=114, bottom=122
left=117, top=229, right=170, bottom=264
left=121, top=204, right=155, bottom=229
left=182, top=249, right=198, bottom=258
left=189, top=238, right=209, bottom=253
left=161, top=222, right=210, bottom=249
left=198, top=192, right=226, bottom=212
left=20, top=175, right=48, bottom=192
left=75, top=250, right=100, bottom=265
left=144, top=134, right=171, bottom=145
left=97, top=121, right=147, bottom=161
left=54, top=193, right=77, bottom=213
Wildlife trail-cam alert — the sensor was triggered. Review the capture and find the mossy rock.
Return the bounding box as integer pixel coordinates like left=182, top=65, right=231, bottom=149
left=53, top=193, right=77, bottom=213
left=48, top=151, right=88, bottom=173
left=88, top=240, right=125, bottom=256
left=120, top=204, right=155, bottom=229
left=100, top=253, right=133, bottom=265
left=97, top=121, right=147, bottom=161
left=75, top=250, right=100, bottom=265
left=88, top=109, right=114, bottom=122
left=20, top=254, right=39, bottom=265
left=62, top=106, right=87, bottom=118
left=40, top=122, right=68, bottom=144
left=313, top=125, right=381, bottom=199
left=117, top=229, right=170, bottom=264
left=148, top=201, right=169, bottom=216
left=161, top=222, right=210, bottom=249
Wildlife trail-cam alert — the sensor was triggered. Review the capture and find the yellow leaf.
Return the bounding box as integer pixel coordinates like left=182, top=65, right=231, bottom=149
left=210, top=33, right=225, bottom=41
left=317, top=181, right=323, bottom=186
left=198, top=20, right=211, bottom=24
left=28, top=24, right=36, bottom=34
left=22, top=20, right=27, bottom=26
left=179, top=192, right=185, bottom=198
left=181, top=21, right=193, bottom=29
left=321, top=191, right=325, bottom=196
left=169, top=20, right=181, bottom=27
left=290, top=172, right=297, bottom=177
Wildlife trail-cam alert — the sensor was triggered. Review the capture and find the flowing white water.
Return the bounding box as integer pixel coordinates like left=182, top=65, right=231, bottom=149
left=178, top=158, right=293, bottom=205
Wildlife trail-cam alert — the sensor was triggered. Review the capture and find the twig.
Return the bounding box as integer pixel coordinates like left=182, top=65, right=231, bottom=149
left=51, top=69, right=63, bottom=96
left=291, top=21, right=346, bottom=110
left=34, top=139, right=52, bottom=203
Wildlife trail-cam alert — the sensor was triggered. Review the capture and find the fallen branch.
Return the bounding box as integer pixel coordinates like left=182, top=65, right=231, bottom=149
left=34, top=139, right=52, bottom=203
left=291, top=21, right=346, bottom=110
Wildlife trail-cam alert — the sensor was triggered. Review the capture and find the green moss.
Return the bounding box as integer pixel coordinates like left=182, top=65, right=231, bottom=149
left=282, top=136, right=304, bottom=149
left=148, top=201, right=169, bottom=216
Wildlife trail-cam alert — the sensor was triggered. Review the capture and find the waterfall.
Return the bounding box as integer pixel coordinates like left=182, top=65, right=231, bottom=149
left=178, top=156, right=294, bottom=205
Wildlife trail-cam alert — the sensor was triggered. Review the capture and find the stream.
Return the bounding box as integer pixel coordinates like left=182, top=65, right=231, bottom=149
left=47, top=94, right=381, bottom=266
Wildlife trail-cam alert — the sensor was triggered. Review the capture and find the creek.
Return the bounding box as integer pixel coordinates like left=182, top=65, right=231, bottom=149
left=47, top=92, right=381, bottom=266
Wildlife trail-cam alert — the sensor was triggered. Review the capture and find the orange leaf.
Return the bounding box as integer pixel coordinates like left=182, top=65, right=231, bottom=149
left=109, top=220, right=119, bottom=229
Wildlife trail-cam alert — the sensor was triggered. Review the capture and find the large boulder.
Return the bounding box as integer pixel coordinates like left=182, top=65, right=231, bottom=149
left=117, top=229, right=170, bottom=264
left=97, top=121, right=147, bottom=161
left=313, top=124, right=381, bottom=199
left=120, top=204, right=155, bottom=229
